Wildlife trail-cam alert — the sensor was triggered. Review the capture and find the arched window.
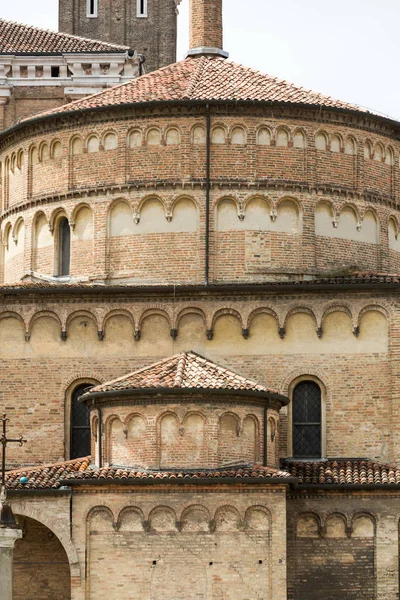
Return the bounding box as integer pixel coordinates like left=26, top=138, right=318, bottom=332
left=58, top=217, right=71, bottom=276
left=292, top=381, right=322, bottom=458
left=70, top=384, right=93, bottom=459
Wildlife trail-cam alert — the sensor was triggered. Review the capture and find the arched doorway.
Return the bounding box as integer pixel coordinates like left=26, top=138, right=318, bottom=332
left=14, top=516, right=71, bottom=600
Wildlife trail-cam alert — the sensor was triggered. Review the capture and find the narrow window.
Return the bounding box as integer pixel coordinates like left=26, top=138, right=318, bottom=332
left=70, top=384, right=93, bottom=459
left=292, top=381, right=322, bottom=458
left=137, top=0, right=148, bottom=17
left=58, top=217, right=71, bottom=277
left=87, top=0, right=98, bottom=17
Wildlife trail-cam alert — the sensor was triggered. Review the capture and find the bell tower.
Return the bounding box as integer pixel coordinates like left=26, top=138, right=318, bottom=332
left=58, top=0, right=180, bottom=72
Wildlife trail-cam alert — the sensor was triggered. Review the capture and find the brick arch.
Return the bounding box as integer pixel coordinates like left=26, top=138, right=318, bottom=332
left=13, top=506, right=80, bottom=578
left=280, top=367, right=330, bottom=397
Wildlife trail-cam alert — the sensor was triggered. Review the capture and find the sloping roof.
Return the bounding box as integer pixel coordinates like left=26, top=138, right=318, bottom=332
left=283, top=459, right=400, bottom=486
left=0, top=18, right=129, bottom=53
left=27, top=54, right=366, bottom=121
left=85, top=351, right=282, bottom=396
left=6, top=458, right=290, bottom=490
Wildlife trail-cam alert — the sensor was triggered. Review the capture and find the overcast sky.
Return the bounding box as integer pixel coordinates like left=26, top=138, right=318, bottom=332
left=2, top=1, right=399, bottom=120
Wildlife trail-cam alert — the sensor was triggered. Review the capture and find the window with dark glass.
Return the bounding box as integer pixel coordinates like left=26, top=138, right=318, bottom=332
left=70, top=384, right=93, bottom=459
left=58, top=217, right=70, bottom=276
left=292, top=381, right=322, bottom=458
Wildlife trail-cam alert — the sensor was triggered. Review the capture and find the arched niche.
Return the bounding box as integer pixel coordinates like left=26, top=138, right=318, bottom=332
left=208, top=314, right=243, bottom=354
left=216, top=199, right=239, bottom=231
left=256, top=127, right=271, bottom=146
left=65, top=315, right=98, bottom=357
left=30, top=315, right=62, bottom=354
left=272, top=200, right=300, bottom=233
left=322, top=311, right=353, bottom=345
left=128, top=130, right=142, bottom=148
left=109, top=201, right=135, bottom=237
left=137, top=198, right=167, bottom=233
left=276, top=128, right=289, bottom=147
left=181, top=506, right=210, bottom=532
left=118, top=508, right=144, bottom=532
left=71, top=137, right=83, bottom=156
left=192, top=124, right=206, bottom=144
left=337, top=206, right=359, bottom=242
left=109, top=418, right=125, bottom=465
left=315, top=201, right=334, bottom=237
left=103, top=132, right=118, bottom=151
left=165, top=128, right=180, bottom=145
left=330, top=135, right=342, bottom=153
left=296, top=514, right=320, bottom=538
left=244, top=198, right=270, bottom=230
left=388, top=218, right=400, bottom=252
left=352, top=515, right=374, bottom=538
left=231, top=126, right=246, bottom=145
left=214, top=506, right=241, bottom=531
left=87, top=135, right=100, bottom=153
left=149, top=507, right=177, bottom=532
left=211, top=126, right=226, bottom=144
left=0, top=316, right=25, bottom=357
left=170, top=198, right=198, bottom=232
left=345, top=137, right=356, bottom=155
left=285, top=313, right=317, bottom=352
left=247, top=313, right=280, bottom=351
left=245, top=507, right=270, bottom=531
left=175, top=312, right=206, bottom=351
left=358, top=210, right=379, bottom=244
left=51, top=140, right=62, bottom=159
left=325, top=514, right=347, bottom=538
left=358, top=310, right=388, bottom=352
left=102, top=315, right=135, bottom=355
left=137, top=314, right=172, bottom=357
left=315, top=132, right=328, bottom=151
left=14, top=516, right=71, bottom=600
left=73, top=206, right=94, bottom=240
left=146, top=128, right=161, bottom=146
left=293, top=130, right=306, bottom=149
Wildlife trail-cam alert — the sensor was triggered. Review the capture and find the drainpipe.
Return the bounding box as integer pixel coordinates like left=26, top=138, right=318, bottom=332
left=205, top=104, right=211, bottom=286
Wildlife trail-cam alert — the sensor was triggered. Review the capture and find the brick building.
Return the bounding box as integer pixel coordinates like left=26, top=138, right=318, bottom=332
left=1, top=0, right=400, bottom=598
left=59, top=0, right=180, bottom=73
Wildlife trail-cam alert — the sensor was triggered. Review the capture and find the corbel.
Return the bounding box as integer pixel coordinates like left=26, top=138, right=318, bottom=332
left=316, top=326, right=323, bottom=339
left=209, top=519, right=216, bottom=533
left=166, top=211, right=173, bottom=223
left=206, top=329, right=213, bottom=341
left=134, top=329, right=141, bottom=341
left=69, top=220, right=75, bottom=231
left=238, top=208, right=245, bottom=221
left=356, top=220, right=362, bottom=232
left=61, top=330, right=68, bottom=341
left=133, top=212, right=140, bottom=225
left=170, top=328, right=178, bottom=340
left=242, top=328, right=249, bottom=339
left=353, top=325, right=360, bottom=337
left=97, top=330, right=105, bottom=341
left=278, top=327, right=286, bottom=340
left=332, top=215, right=339, bottom=229
left=270, top=208, right=277, bottom=222
left=142, top=520, right=151, bottom=532
left=24, top=331, right=31, bottom=342
left=178, top=426, right=185, bottom=437
left=122, top=425, right=128, bottom=439
left=175, top=520, right=183, bottom=532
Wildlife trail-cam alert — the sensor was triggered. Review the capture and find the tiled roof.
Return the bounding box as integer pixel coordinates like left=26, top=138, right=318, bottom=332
left=283, top=459, right=400, bottom=486
left=85, top=351, right=281, bottom=396
left=6, top=457, right=90, bottom=490
left=0, top=273, right=400, bottom=294
left=6, top=460, right=290, bottom=490
left=28, top=54, right=366, bottom=121
left=0, top=18, right=129, bottom=53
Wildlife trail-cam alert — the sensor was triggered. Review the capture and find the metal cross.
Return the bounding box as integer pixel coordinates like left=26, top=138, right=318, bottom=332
left=1, top=413, right=26, bottom=489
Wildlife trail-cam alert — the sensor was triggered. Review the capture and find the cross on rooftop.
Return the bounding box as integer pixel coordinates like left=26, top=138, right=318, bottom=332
left=0, top=413, right=26, bottom=528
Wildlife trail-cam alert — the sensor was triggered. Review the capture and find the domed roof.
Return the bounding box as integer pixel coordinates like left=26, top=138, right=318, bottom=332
left=25, top=54, right=366, bottom=123
left=83, top=351, right=288, bottom=402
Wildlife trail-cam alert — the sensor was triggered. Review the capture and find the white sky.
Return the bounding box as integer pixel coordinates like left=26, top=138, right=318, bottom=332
left=2, top=0, right=399, bottom=120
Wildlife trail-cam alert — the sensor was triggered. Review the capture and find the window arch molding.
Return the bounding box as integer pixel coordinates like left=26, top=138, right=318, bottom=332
left=287, top=374, right=327, bottom=459
left=64, top=377, right=101, bottom=460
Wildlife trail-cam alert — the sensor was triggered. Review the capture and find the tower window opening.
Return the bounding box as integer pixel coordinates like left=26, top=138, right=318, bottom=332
left=87, top=0, right=98, bottom=17
left=292, top=381, right=322, bottom=459
left=137, top=0, right=148, bottom=17
left=57, top=217, right=71, bottom=277
left=70, top=384, right=93, bottom=459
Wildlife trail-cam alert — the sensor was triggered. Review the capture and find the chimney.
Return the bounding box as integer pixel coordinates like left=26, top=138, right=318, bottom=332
left=186, top=0, right=229, bottom=59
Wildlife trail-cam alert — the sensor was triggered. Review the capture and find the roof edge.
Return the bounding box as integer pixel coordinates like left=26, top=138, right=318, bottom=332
left=62, top=476, right=295, bottom=487
left=81, top=386, right=290, bottom=406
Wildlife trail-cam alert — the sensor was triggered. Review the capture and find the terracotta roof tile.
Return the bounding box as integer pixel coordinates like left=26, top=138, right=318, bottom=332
left=85, top=351, right=281, bottom=396
left=6, top=459, right=290, bottom=490
left=282, top=459, right=400, bottom=486
left=27, top=55, right=367, bottom=122
left=0, top=18, right=129, bottom=53
left=6, top=457, right=91, bottom=490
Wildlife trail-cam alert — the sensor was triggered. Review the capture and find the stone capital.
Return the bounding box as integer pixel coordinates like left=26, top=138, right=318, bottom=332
left=0, top=527, right=22, bottom=548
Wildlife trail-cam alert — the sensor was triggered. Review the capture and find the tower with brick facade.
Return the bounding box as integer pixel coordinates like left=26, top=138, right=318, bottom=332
left=58, top=0, right=180, bottom=72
